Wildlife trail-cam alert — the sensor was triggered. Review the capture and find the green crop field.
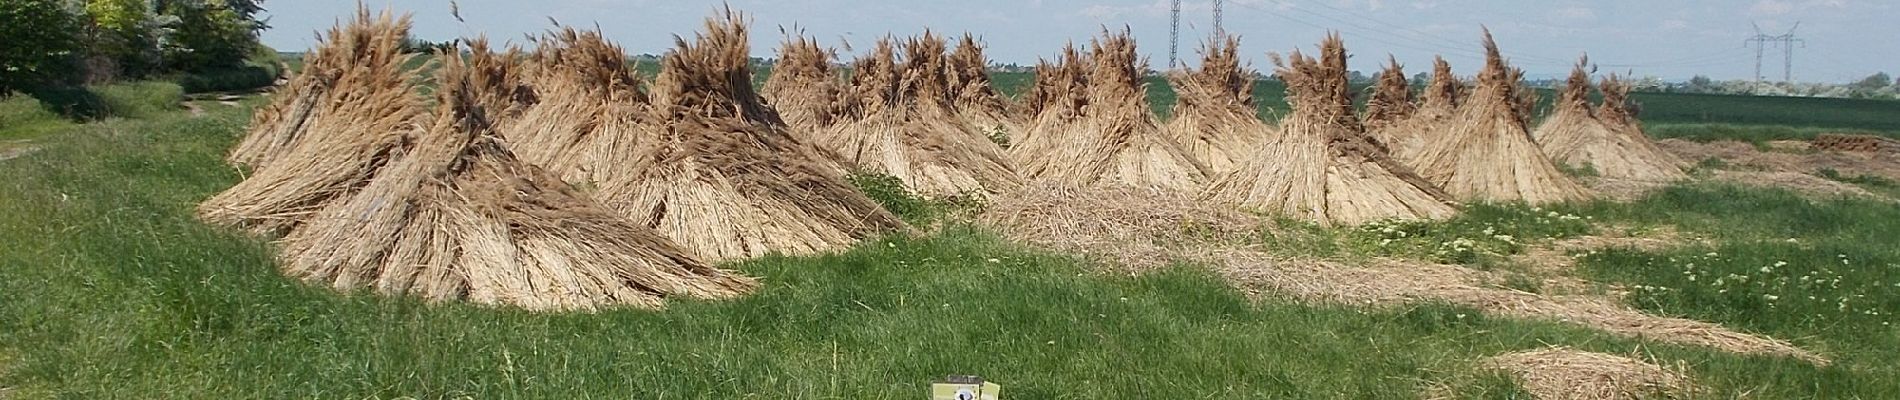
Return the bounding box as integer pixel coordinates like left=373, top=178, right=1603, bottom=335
left=3, top=79, right=1900, bottom=398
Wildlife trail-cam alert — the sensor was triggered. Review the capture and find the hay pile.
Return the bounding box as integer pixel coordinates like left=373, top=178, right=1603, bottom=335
left=503, top=27, right=653, bottom=189
left=1405, top=32, right=1592, bottom=204
left=1361, top=55, right=1415, bottom=135
left=1483, top=347, right=1700, bottom=400
left=610, top=10, right=905, bottom=262
left=761, top=33, right=843, bottom=136
left=817, top=33, right=1019, bottom=197
left=1201, top=35, right=1457, bottom=225
left=1012, top=44, right=1087, bottom=147
left=279, top=49, right=755, bottom=311
left=199, top=8, right=424, bottom=234
left=947, top=34, right=1021, bottom=144
left=1532, top=58, right=1687, bottom=182
left=228, top=7, right=413, bottom=169
left=1011, top=29, right=1209, bottom=192
left=1373, top=56, right=1461, bottom=162
left=1162, top=36, right=1272, bottom=174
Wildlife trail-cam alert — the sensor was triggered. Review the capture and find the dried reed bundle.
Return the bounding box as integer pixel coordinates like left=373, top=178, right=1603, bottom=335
left=1161, top=35, right=1272, bottom=174
left=1532, top=58, right=1687, bottom=182
left=761, top=32, right=842, bottom=134
left=817, top=34, right=1020, bottom=198
left=504, top=27, right=655, bottom=188
left=279, top=49, right=755, bottom=311
left=1012, top=44, right=1088, bottom=146
left=1404, top=31, right=1592, bottom=204
left=1361, top=55, right=1415, bottom=132
left=1373, top=56, right=1462, bottom=162
left=1597, top=73, right=1636, bottom=130
left=1201, top=35, right=1457, bottom=225
left=1483, top=347, right=1700, bottom=400
left=608, top=9, right=905, bottom=262
left=198, top=8, right=425, bottom=235
left=229, top=6, right=413, bottom=169
left=947, top=34, right=1021, bottom=142
left=1011, top=29, right=1209, bottom=193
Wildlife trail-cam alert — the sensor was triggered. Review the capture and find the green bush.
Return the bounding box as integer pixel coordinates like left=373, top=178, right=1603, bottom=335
left=0, top=0, right=86, bottom=93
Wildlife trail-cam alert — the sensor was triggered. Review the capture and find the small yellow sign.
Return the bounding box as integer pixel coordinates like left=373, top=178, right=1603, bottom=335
left=930, top=376, right=1001, bottom=400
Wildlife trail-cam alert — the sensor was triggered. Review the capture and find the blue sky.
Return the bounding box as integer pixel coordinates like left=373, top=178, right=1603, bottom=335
left=260, top=0, right=1895, bottom=82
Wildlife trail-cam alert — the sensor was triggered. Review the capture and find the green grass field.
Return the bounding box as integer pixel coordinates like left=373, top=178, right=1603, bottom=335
left=4, top=81, right=1900, bottom=397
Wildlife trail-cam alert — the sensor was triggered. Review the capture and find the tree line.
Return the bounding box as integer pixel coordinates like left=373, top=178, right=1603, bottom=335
left=1, top=0, right=270, bottom=94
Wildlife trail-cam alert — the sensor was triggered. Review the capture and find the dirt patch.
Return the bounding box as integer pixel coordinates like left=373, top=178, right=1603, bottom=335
left=1213, top=251, right=1826, bottom=365
left=1483, top=347, right=1699, bottom=400
left=0, top=143, right=39, bottom=162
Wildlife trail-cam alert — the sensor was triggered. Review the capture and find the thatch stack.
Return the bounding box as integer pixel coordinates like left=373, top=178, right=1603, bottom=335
left=610, top=10, right=905, bottom=262
left=1361, top=56, right=1415, bottom=135
left=1406, top=31, right=1592, bottom=204
left=819, top=33, right=1019, bottom=197
left=1011, top=29, right=1209, bottom=192
left=229, top=7, right=412, bottom=169
left=947, top=34, right=1020, bottom=144
left=1013, top=44, right=1087, bottom=146
left=199, top=8, right=424, bottom=235
left=761, top=33, right=843, bottom=135
left=278, top=48, right=755, bottom=311
left=1162, top=36, right=1272, bottom=174
left=1532, top=58, right=1687, bottom=182
left=1372, top=56, right=1461, bottom=161
left=503, top=27, right=649, bottom=188
left=1201, top=35, right=1457, bottom=225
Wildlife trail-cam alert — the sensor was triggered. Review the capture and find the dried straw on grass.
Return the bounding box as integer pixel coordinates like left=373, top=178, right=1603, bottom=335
left=279, top=48, right=755, bottom=311
left=199, top=8, right=425, bottom=235
left=761, top=32, right=843, bottom=134
left=1162, top=35, right=1273, bottom=174
left=979, top=182, right=1261, bottom=273
left=1373, top=56, right=1462, bottom=162
left=1482, top=347, right=1700, bottom=400
left=817, top=34, right=1020, bottom=198
left=1405, top=31, right=1593, bottom=204
left=1215, top=251, right=1827, bottom=364
left=1362, top=55, right=1416, bottom=132
left=609, top=9, right=906, bottom=262
left=230, top=6, right=413, bottom=169
left=947, top=34, right=1021, bottom=142
left=1011, top=29, right=1210, bottom=193
left=504, top=26, right=654, bottom=188
left=1201, top=35, right=1457, bottom=226
left=1532, top=58, right=1687, bottom=182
